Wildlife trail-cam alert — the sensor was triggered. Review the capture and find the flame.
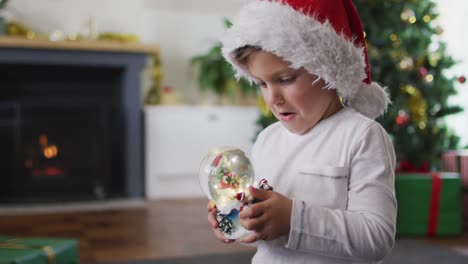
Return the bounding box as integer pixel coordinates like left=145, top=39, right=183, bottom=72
left=43, top=145, right=58, bottom=159
left=39, top=134, right=48, bottom=148
left=38, top=134, right=59, bottom=159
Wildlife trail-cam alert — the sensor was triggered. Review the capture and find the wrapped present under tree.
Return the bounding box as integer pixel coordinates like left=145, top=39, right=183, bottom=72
left=395, top=172, right=461, bottom=236
left=0, top=236, right=78, bottom=264
left=442, top=150, right=468, bottom=189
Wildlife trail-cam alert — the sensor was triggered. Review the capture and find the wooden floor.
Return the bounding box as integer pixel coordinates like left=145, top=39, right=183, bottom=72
left=0, top=198, right=254, bottom=263
left=0, top=195, right=467, bottom=263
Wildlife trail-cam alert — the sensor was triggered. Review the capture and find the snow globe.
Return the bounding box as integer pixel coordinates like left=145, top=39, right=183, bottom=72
left=199, top=146, right=254, bottom=239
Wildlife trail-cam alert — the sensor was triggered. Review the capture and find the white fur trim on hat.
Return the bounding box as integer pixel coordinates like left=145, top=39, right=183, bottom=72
left=221, top=1, right=390, bottom=119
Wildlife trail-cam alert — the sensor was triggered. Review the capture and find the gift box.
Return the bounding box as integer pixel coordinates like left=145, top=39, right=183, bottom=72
left=395, top=172, right=462, bottom=236
left=441, top=150, right=468, bottom=189
left=0, top=236, right=79, bottom=264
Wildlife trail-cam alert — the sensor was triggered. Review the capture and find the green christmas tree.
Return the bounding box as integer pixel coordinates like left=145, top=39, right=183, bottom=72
left=254, top=0, right=463, bottom=171
left=354, top=0, right=463, bottom=170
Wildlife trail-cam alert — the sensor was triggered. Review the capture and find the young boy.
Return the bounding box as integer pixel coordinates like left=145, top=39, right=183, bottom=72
left=208, top=0, right=396, bottom=263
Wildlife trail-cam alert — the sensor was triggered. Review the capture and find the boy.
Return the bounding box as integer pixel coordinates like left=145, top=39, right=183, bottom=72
left=208, top=1, right=396, bottom=263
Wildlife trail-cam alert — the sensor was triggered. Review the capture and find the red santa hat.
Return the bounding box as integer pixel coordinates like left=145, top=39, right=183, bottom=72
left=221, top=0, right=390, bottom=119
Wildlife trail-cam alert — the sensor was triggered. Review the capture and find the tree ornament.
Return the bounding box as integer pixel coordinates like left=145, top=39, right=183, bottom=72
left=419, top=67, right=428, bottom=78
left=395, top=111, right=410, bottom=126
left=401, top=85, right=428, bottom=130
left=458, top=76, right=466, bottom=84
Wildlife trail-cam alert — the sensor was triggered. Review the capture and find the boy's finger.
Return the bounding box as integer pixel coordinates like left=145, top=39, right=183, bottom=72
left=240, top=215, right=264, bottom=231
left=239, top=231, right=262, bottom=244
left=239, top=202, right=263, bottom=219
left=208, top=211, right=218, bottom=228
left=207, top=201, right=216, bottom=211
left=249, top=186, right=272, bottom=202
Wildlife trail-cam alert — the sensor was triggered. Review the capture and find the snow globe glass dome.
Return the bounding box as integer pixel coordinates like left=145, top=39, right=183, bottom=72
left=199, top=146, right=254, bottom=239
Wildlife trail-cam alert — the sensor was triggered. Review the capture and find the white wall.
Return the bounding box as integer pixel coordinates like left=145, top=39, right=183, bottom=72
left=435, top=0, right=468, bottom=147
left=4, top=0, right=250, bottom=104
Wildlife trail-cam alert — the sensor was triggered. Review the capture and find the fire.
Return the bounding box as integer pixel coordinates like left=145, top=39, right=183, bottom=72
left=38, top=134, right=59, bottom=159
left=43, top=145, right=58, bottom=159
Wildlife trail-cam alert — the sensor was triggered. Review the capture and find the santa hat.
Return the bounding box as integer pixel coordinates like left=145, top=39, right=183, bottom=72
left=221, top=0, right=390, bottom=119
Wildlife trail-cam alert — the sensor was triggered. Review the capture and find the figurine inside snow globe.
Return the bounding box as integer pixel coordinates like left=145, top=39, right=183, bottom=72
left=199, top=146, right=255, bottom=239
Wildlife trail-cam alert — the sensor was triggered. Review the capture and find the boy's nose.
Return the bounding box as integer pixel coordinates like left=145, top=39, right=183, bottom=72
left=268, top=86, right=285, bottom=106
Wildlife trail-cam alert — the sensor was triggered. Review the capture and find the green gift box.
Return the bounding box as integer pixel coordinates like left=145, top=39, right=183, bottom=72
left=0, top=236, right=79, bottom=264
left=395, top=172, right=462, bottom=236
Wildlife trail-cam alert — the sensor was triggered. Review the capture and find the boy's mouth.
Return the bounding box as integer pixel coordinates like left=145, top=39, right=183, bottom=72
left=279, top=112, right=295, bottom=121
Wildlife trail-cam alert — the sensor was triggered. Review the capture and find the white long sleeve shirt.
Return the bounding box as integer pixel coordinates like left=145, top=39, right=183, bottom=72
left=249, top=107, right=397, bottom=263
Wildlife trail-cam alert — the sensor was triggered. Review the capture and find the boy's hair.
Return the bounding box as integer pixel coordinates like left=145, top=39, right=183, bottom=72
left=232, top=45, right=261, bottom=67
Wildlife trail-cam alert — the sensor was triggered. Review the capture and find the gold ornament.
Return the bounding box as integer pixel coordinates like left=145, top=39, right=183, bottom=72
left=415, top=57, right=425, bottom=68
left=401, top=85, right=427, bottom=131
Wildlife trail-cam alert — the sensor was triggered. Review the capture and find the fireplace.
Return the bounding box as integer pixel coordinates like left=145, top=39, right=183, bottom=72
left=0, top=45, right=148, bottom=203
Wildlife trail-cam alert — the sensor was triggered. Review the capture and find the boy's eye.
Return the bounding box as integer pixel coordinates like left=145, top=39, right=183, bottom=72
left=256, top=82, right=267, bottom=88
left=279, top=76, right=296, bottom=84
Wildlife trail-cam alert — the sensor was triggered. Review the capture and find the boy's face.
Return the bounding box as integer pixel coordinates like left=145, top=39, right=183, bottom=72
left=247, top=50, right=339, bottom=135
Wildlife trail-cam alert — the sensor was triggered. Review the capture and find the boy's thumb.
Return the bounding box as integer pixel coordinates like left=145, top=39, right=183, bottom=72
left=249, top=186, right=271, bottom=202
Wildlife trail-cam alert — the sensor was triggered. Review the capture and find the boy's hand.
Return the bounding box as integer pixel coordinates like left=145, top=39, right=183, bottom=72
left=207, top=201, right=235, bottom=244
left=239, top=186, right=292, bottom=243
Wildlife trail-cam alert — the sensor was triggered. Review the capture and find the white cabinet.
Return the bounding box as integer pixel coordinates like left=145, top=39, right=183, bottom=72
left=145, top=105, right=260, bottom=199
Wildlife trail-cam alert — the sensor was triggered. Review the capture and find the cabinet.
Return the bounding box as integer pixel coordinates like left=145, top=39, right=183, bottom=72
left=145, top=105, right=259, bottom=199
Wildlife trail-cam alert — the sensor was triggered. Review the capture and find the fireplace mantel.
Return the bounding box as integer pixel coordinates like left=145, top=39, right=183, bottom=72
left=0, top=37, right=156, bottom=202
left=0, top=36, right=159, bottom=55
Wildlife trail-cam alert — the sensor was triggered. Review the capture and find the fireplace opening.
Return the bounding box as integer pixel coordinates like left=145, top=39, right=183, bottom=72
left=0, top=63, right=127, bottom=203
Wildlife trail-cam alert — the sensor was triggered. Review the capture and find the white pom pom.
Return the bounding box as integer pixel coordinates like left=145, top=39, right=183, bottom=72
left=348, top=82, right=391, bottom=119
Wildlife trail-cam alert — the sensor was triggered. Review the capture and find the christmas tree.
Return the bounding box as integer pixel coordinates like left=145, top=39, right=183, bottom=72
left=254, top=0, right=463, bottom=171
left=354, top=0, right=463, bottom=171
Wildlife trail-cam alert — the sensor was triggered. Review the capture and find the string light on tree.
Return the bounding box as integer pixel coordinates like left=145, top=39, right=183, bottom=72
left=399, top=57, right=415, bottom=71
left=401, top=8, right=417, bottom=24
left=428, top=52, right=441, bottom=67
left=389, top=33, right=401, bottom=48
left=424, top=74, right=434, bottom=83
left=423, top=15, right=432, bottom=23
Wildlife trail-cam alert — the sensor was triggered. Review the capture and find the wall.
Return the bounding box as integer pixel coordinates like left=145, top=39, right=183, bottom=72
left=4, top=0, right=249, bottom=104
left=434, top=0, right=468, bottom=147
